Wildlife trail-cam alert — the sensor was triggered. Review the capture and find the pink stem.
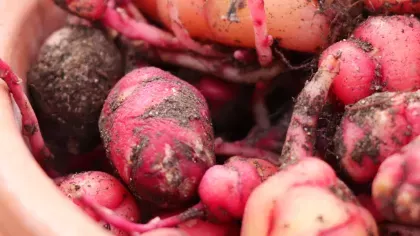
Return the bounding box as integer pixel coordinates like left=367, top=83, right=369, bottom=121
left=101, top=7, right=183, bottom=49
left=247, top=0, right=273, bottom=66
left=280, top=54, right=341, bottom=161
left=145, top=46, right=284, bottom=83
left=78, top=195, right=156, bottom=233
left=0, top=59, right=56, bottom=175
left=154, top=203, right=205, bottom=228
left=214, top=137, right=281, bottom=166
left=78, top=195, right=205, bottom=233
left=167, top=0, right=227, bottom=58
left=244, top=106, right=292, bottom=152
left=252, top=81, right=271, bottom=129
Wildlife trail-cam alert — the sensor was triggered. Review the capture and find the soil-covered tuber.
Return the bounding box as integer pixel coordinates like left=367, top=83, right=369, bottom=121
left=27, top=25, right=123, bottom=169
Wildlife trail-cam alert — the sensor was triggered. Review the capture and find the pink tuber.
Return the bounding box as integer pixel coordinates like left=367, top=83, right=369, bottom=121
left=99, top=67, right=215, bottom=208
left=316, top=15, right=420, bottom=106
left=56, top=171, right=140, bottom=235
left=372, top=134, right=420, bottom=226
left=240, top=54, right=378, bottom=235
left=352, top=15, right=420, bottom=92
left=336, top=91, right=420, bottom=183
left=242, top=157, right=379, bottom=235
left=364, top=0, right=420, bottom=13
left=77, top=156, right=277, bottom=233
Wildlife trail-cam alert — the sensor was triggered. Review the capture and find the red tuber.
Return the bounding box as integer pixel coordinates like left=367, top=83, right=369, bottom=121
left=99, top=66, right=215, bottom=208
left=242, top=157, right=379, bottom=235
left=77, top=156, right=277, bottom=233
left=372, top=134, right=420, bottom=226
left=240, top=54, right=378, bottom=235
left=336, top=91, right=420, bottom=183
left=56, top=171, right=140, bottom=235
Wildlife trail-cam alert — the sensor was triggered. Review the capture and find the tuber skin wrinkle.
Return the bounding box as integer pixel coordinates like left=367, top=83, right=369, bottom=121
left=99, top=67, right=215, bottom=208
left=336, top=91, right=420, bottom=183
left=241, top=157, right=379, bottom=236
left=27, top=25, right=123, bottom=163
left=56, top=171, right=140, bottom=236
left=76, top=156, right=277, bottom=233
left=372, top=135, right=420, bottom=225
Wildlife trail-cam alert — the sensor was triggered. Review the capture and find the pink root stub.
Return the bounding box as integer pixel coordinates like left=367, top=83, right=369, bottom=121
left=198, top=156, right=277, bottom=222
left=99, top=67, right=216, bottom=209
left=56, top=171, right=140, bottom=236
left=54, top=0, right=108, bottom=20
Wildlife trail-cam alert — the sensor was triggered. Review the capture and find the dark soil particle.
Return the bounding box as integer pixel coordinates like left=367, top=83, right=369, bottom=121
left=141, top=81, right=203, bottom=128
left=27, top=25, right=123, bottom=159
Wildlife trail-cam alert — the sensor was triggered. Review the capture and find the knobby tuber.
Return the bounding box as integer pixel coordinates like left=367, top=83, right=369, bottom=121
left=241, top=157, right=378, bottom=236
left=372, top=135, right=420, bottom=226
left=27, top=25, right=123, bottom=170
left=336, top=91, right=420, bottom=183
left=99, top=66, right=215, bottom=208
